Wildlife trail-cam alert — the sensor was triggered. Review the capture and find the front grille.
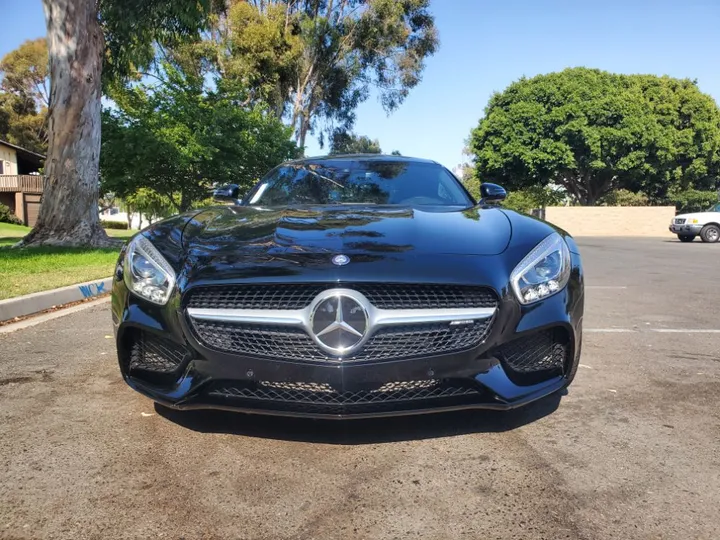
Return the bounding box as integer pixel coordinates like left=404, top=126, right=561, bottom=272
left=186, top=283, right=497, bottom=310
left=495, top=330, right=568, bottom=375
left=674, top=218, right=686, bottom=225
left=207, top=379, right=482, bottom=415
left=129, top=331, right=187, bottom=373
left=190, top=317, right=493, bottom=363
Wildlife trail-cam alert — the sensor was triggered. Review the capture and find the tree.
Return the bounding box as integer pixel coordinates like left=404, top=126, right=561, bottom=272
left=0, top=38, right=49, bottom=154
left=469, top=68, right=720, bottom=206
left=221, top=0, right=438, bottom=149
left=21, top=0, right=213, bottom=248
left=329, top=130, right=382, bottom=154
left=0, top=38, right=50, bottom=107
left=123, top=188, right=175, bottom=228
left=101, top=62, right=297, bottom=213
left=454, top=145, right=479, bottom=198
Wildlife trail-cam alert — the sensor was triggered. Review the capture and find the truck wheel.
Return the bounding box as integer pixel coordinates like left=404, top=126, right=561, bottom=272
left=700, top=224, right=720, bottom=243
left=678, top=235, right=695, bottom=242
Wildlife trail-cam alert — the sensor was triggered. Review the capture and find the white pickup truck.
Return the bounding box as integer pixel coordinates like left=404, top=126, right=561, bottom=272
left=669, top=202, right=720, bottom=243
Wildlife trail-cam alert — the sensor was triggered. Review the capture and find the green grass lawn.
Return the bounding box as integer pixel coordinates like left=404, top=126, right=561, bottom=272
left=0, top=223, right=136, bottom=300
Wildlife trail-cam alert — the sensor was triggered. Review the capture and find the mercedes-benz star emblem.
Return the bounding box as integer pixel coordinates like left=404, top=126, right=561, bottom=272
left=310, top=293, right=368, bottom=355
left=332, top=254, right=350, bottom=266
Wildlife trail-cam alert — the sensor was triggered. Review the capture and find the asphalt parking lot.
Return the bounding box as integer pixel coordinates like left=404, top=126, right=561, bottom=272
left=1, top=237, right=718, bottom=540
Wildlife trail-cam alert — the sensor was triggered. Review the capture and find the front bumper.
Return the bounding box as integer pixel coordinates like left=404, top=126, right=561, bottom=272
left=670, top=223, right=702, bottom=234
left=112, top=261, right=584, bottom=419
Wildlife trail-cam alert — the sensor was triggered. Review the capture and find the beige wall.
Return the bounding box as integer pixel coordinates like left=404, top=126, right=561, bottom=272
left=0, top=142, right=18, bottom=176
left=544, top=206, right=676, bottom=237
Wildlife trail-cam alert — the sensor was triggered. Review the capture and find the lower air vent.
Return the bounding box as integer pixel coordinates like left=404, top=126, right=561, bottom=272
left=207, top=379, right=483, bottom=415
left=495, top=329, right=569, bottom=380
left=128, top=331, right=187, bottom=373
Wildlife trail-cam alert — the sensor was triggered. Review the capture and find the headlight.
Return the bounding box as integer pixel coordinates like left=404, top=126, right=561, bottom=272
left=510, top=233, right=571, bottom=305
left=123, top=236, right=176, bottom=305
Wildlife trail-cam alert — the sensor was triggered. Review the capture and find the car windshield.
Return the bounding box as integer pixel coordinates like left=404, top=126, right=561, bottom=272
left=709, top=202, right=720, bottom=212
left=244, top=160, right=474, bottom=207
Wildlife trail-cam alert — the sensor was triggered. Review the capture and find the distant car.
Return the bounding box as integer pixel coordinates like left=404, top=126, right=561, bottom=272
left=112, top=155, right=584, bottom=419
left=669, top=202, right=720, bottom=243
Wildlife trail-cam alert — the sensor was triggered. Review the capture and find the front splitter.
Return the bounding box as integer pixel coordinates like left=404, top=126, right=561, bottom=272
left=124, top=363, right=567, bottom=420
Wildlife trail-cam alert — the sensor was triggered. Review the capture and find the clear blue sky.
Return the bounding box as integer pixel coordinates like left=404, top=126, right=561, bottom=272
left=2, top=0, right=719, bottom=169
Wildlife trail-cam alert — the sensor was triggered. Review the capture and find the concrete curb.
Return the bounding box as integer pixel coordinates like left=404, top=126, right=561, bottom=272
left=0, top=277, right=113, bottom=322
left=0, top=296, right=111, bottom=334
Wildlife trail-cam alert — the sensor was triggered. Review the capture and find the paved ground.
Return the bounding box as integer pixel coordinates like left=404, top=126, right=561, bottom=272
left=1, top=237, right=718, bottom=540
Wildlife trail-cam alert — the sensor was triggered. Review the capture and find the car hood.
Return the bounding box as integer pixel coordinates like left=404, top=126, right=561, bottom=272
left=183, top=205, right=512, bottom=257
left=674, top=212, right=717, bottom=221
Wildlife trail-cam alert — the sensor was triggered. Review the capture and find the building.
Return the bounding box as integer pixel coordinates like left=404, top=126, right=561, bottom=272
left=0, top=140, right=45, bottom=226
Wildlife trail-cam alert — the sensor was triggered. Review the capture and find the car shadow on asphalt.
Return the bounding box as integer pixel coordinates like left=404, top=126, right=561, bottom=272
left=154, top=392, right=563, bottom=444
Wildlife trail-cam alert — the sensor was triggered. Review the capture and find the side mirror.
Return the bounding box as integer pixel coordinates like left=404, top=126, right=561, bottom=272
left=479, top=183, right=506, bottom=205
left=213, top=184, right=242, bottom=205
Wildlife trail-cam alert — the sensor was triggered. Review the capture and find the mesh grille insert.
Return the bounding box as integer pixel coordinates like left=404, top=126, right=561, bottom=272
left=186, top=283, right=497, bottom=310
left=350, top=284, right=497, bottom=309
left=129, top=332, right=187, bottom=373
left=209, top=379, right=481, bottom=408
left=186, top=284, right=326, bottom=310
left=496, top=330, right=568, bottom=374
left=190, top=322, right=329, bottom=361
left=190, top=317, right=493, bottom=363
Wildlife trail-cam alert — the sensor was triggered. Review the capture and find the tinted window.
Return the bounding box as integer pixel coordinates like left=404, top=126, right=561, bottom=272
left=245, top=160, right=473, bottom=207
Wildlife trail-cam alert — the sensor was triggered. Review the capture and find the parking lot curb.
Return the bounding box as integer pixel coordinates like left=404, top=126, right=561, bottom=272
left=0, top=277, right=113, bottom=322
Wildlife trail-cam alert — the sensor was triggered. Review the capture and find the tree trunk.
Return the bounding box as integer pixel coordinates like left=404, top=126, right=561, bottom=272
left=20, top=0, right=118, bottom=247
left=297, top=114, right=308, bottom=150
left=179, top=190, right=190, bottom=213
left=126, top=208, right=133, bottom=230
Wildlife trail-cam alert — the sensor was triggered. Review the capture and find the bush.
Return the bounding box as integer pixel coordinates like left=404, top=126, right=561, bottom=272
left=667, top=189, right=718, bottom=213
left=600, top=189, right=650, bottom=206
left=101, top=220, right=129, bottom=230
left=0, top=203, right=22, bottom=225
left=501, top=186, right=566, bottom=214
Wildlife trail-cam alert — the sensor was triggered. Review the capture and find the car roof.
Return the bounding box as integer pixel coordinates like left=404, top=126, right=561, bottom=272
left=285, top=154, right=440, bottom=166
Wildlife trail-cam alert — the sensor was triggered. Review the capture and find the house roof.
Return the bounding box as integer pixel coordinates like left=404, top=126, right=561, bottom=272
left=0, top=139, right=46, bottom=170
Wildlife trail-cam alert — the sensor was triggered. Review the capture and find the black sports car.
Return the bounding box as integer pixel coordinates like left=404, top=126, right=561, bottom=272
left=112, top=155, right=584, bottom=419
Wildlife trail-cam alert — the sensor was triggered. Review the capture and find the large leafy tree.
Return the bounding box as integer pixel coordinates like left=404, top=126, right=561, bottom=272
left=329, top=130, right=382, bottom=154
left=0, top=38, right=49, bottom=154
left=21, top=0, right=213, bottom=247
left=220, top=0, right=438, bottom=149
left=101, top=62, right=298, bottom=212
left=469, top=68, right=720, bottom=205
